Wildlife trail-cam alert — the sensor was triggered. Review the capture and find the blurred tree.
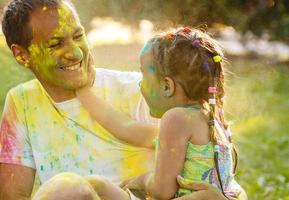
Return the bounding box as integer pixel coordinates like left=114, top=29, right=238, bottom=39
left=244, top=0, right=289, bottom=41
left=0, top=0, right=7, bottom=16
left=71, top=0, right=288, bottom=42
left=0, top=0, right=288, bottom=42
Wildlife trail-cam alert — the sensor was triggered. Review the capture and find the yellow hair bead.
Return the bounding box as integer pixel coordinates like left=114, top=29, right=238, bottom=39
left=213, top=55, right=222, bottom=63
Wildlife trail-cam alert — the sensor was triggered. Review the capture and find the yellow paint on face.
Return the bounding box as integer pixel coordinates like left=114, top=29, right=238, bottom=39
left=27, top=3, right=90, bottom=92
left=54, top=4, right=79, bottom=38
left=28, top=43, right=57, bottom=74
left=16, top=55, right=22, bottom=62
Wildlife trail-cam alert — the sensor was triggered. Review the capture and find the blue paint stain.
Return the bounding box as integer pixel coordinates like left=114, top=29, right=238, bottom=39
left=150, top=90, right=157, bottom=98
left=140, top=42, right=152, bottom=57
left=76, top=134, right=80, bottom=142
left=89, top=155, right=93, bottom=161
left=148, top=64, right=156, bottom=74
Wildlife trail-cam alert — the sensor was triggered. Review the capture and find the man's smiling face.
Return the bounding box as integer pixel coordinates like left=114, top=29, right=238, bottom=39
left=28, top=2, right=89, bottom=90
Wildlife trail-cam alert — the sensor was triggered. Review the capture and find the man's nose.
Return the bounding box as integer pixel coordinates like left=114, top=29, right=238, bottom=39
left=63, top=45, right=83, bottom=62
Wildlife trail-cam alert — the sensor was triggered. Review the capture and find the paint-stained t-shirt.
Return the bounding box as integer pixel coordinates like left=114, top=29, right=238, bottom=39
left=0, top=68, right=156, bottom=192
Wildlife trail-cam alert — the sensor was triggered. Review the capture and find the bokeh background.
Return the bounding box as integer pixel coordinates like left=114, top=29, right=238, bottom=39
left=0, top=0, right=289, bottom=199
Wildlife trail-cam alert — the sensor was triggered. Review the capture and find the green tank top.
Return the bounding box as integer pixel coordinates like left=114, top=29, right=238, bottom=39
left=153, top=135, right=239, bottom=197
left=152, top=105, right=241, bottom=198
left=177, top=141, right=215, bottom=196
left=176, top=140, right=237, bottom=197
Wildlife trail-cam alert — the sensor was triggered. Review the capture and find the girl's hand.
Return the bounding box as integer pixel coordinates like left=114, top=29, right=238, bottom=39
left=76, top=53, right=95, bottom=95
left=87, top=53, right=96, bottom=87
left=84, top=53, right=96, bottom=89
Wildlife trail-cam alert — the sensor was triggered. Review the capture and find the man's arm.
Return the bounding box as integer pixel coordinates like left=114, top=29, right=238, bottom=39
left=173, top=176, right=227, bottom=200
left=174, top=175, right=247, bottom=200
left=0, top=163, right=35, bottom=200
left=0, top=90, right=36, bottom=200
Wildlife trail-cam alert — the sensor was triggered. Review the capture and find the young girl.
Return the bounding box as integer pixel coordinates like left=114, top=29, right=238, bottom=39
left=76, top=28, right=246, bottom=200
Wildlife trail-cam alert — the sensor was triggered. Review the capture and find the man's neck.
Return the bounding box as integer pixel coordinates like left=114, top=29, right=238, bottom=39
left=39, top=81, right=76, bottom=103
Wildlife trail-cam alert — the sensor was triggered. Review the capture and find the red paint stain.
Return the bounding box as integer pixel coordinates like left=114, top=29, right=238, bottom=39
left=0, top=116, right=18, bottom=162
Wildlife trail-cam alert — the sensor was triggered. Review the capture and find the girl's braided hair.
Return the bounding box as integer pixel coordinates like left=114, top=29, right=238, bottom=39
left=148, top=27, right=238, bottom=196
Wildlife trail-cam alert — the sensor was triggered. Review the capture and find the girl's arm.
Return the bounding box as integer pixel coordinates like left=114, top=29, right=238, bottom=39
left=143, top=108, right=192, bottom=199
left=76, top=87, right=158, bottom=149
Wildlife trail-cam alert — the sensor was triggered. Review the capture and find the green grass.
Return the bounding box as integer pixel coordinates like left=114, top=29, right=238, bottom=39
left=225, top=59, right=289, bottom=199
left=0, top=41, right=288, bottom=199
left=0, top=35, right=33, bottom=111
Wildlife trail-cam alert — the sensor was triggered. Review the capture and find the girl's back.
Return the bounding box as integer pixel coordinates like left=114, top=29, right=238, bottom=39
left=158, top=106, right=242, bottom=197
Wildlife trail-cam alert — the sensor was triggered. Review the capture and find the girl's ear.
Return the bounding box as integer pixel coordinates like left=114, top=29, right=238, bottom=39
left=11, top=44, right=31, bottom=68
left=162, top=77, right=175, bottom=97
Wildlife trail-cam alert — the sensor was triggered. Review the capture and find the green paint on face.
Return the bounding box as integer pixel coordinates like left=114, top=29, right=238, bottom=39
left=149, top=90, right=157, bottom=98
left=27, top=3, right=90, bottom=92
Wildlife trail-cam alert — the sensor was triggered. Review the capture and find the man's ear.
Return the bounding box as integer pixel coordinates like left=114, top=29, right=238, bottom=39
left=162, top=77, right=175, bottom=97
left=11, top=44, right=31, bottom=68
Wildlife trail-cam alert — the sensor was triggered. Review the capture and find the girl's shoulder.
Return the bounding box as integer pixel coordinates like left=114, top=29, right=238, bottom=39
left=160, top=107, right=205, bottom=136
left=161, top=107, right=203, bottom=126
left=157, top=107, right=196, bottom=145
left=161, top=107, right=210, bottom=145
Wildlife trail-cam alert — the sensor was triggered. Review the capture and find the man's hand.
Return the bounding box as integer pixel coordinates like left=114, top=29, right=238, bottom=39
left=174, top=175, right=231, bottom=200
left=120, top=173, right=148, bottom=191
left=120, top=174, right=148, bottom=200
left=0, top=163, right=35, bottom=200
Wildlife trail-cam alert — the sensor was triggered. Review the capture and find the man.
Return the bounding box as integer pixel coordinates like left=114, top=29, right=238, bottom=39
left=0, top=0, right=232, bottom=199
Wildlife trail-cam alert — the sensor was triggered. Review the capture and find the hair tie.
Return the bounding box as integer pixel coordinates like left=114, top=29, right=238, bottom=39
left=165, top=33, right=174, bottom=40
left=208, top=87, right=217, bottom=94
left=183, top=27, right=191, bottom=33
left=213, top=55, right=222, bottom=63
left=202, top=61, right=210, bottom=71
left=192, top=39, right=201, bottom=48
left=209, top=98, right=216, bottom=105
left=208, top=119, right=215, bottom=126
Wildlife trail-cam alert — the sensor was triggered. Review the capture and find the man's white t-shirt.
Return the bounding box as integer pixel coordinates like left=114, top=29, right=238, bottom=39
left=0, top=68, right=157, bottom=192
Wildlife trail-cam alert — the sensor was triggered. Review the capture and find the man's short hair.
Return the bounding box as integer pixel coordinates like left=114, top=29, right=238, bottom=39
left=1, top=0, right=74, bottom=49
